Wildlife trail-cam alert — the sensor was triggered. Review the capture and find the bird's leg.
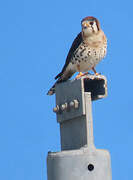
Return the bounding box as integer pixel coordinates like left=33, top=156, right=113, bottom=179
left=75, top=65, right=87, bottom=79
left=92, top=67, right=99, bottom=76
left=76, top=65, right=91, bottom=79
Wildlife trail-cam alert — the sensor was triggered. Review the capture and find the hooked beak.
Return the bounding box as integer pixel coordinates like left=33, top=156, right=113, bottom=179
left=82, top=22, right=89, bottom=29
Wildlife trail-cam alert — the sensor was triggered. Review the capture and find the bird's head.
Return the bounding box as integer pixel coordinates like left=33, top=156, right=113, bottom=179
left=81, top=16, right=100, bottom=37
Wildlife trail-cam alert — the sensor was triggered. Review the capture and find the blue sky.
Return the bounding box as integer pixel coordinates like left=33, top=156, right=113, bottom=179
left=0, top=0, right=133, bottom=179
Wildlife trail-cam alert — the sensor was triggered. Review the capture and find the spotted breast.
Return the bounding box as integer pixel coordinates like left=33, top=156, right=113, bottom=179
left=68, top=31, right=107, bottom=73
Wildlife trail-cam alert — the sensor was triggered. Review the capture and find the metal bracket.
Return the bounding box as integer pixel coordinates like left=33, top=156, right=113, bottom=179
left=54, top=74, right=107, bottom=123
left=47, top=74, right=112, bottom=180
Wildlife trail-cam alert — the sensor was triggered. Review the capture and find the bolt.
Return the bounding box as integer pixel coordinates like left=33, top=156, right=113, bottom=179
left=69, top=99, right=79, bottom=109
left=53, top=105, right=59, bottom=113
left=73, top=99, right=79, bottom=109
left=60, top=103, right=68, bottom=111
left=69, top=101, right=74, bottom=108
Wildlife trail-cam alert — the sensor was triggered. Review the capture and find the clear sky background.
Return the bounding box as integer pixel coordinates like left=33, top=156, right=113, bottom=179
left=0, top=0, right=132, bottom=179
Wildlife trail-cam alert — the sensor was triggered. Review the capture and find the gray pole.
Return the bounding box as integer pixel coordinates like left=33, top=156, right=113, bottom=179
left=47, top=74, right=112, bottom=180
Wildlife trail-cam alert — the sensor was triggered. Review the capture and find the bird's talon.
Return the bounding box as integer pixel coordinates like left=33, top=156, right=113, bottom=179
left=76, top=72, right=89, bottom=79
left=76, top=72, right=84, bottom=79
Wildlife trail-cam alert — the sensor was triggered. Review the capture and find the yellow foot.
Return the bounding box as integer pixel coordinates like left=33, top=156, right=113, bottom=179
left=76, top=72, right=88, bottom=79
left=92, top=67, right=100, bottom=76
left=76, top=72, right=84, bottom=79
left=95, top=72, right=100, bottom=76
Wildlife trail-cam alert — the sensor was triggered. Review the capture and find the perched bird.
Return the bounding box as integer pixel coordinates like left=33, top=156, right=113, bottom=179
left=47, top=16, right=107, bottom=95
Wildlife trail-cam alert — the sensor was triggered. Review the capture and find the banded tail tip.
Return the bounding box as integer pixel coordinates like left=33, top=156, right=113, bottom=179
left=47, top=87, right=55, bottom=95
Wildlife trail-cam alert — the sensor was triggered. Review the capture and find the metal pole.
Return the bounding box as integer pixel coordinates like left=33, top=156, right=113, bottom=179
left=47, top=74, right=112, bottom=180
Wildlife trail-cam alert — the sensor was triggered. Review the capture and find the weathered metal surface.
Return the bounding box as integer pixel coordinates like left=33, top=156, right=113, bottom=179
left=60, top=93, right=94, bottom=150
left=55, top=78, right=85, bottom=123
left=47, top=75, right=112, bottom=180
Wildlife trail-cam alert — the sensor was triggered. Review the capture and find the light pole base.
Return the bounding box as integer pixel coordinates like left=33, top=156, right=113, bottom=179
left=47, top=147, right=112, bottom=180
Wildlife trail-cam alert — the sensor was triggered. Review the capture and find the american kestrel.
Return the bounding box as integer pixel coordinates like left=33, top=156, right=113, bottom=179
left=47, top=16, right=107, bottom=95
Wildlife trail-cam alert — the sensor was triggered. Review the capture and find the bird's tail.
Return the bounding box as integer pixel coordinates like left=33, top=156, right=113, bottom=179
left=47, top=83, right=56, bottom=95
left=47, top=70, right=74, bottom=95
left=47, top=78, right=65, bottom=95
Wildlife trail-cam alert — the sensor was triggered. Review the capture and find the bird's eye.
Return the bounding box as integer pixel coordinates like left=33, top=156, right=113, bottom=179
left=90, top=22, right=94, bottom=26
